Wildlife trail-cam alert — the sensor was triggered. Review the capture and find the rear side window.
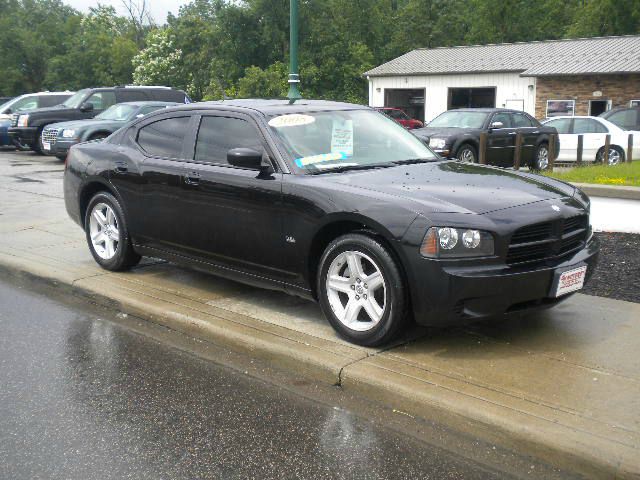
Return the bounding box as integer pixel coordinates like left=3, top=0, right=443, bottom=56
left=117, top=90, right=150, bottom=102
left=545, top=118, right=571, bottom=134
left=148, top=89, right=189, bottom=103
left=511, top=113, right=534, bottom=127
left=195, top=116, right=264, bottom=166
left=606, top=109, right=637, bottom=130
left=85, top=91, right=116, bottom=110
left=137, top=116, right=190, bottom=158
left=573, top=119, right=608, bottom=134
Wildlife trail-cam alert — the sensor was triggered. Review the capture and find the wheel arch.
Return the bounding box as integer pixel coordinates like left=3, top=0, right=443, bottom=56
left=451, top=137, right=479, bottom=157
left=306, top=214, right=411, bottom=303
left=78, top=179, right=119, bottom=230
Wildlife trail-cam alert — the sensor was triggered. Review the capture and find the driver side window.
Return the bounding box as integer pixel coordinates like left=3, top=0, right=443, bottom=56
left=85, top=92, right=116, bottom=110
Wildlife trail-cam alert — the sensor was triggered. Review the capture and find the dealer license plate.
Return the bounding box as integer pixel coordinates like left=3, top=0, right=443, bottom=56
left=553, top=265, right=587, bottom=297
left=42, top=141, right=50, bottom=151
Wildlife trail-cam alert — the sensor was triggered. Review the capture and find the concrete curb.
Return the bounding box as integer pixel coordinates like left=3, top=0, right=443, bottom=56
left=573, top=182, right=640, bottom=200
left=0, top=256, right=638, bottom=479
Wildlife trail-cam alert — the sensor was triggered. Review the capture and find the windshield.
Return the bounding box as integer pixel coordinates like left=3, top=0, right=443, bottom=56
left=268, top=109, right=437, bottom=173
left=62, top=89, right=90, bottom=108
left=428, top=111, right=488, bottom=129
left=96, top=104, right=138, bottom=121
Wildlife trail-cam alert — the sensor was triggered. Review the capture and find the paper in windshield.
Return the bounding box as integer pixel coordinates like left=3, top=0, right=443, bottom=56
left=331, top=119, right=353, bottom=157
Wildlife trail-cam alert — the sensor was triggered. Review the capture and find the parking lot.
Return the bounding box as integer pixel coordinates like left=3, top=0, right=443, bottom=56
left=1, top=148, right=639, bottom=477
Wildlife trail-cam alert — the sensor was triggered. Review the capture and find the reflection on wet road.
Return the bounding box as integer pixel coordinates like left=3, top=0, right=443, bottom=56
left=0, top=277, right=521, bottom=480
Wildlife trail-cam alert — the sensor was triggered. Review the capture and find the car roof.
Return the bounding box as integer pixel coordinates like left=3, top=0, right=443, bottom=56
left=440, top=108, right=523, bottom=113
left=115, top=101, right=181, bottom=107
left=165, top=99, right=365, bottom=116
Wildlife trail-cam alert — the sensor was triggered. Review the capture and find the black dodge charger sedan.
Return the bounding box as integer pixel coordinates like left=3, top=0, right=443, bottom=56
left=63, top=100, right=598, bottom=346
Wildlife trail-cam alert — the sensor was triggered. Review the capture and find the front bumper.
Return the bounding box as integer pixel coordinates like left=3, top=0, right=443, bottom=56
left=406, top=235, right=599, bottom=327
left=45, top=138, right=77, bottom=157
left=8, top=127, right=38, bottom=145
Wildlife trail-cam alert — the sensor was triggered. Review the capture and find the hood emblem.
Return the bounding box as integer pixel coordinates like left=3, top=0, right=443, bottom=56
left=551, top=205, right=560, bottom=212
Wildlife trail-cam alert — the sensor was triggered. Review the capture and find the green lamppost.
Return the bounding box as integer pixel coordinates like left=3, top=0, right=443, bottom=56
left=287, top=0, right=302, bottom=102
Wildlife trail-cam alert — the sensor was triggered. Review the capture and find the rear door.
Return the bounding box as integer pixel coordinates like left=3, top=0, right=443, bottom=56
left=573, top=118, right=608, bottom=161
left=177, top=113, right=288, bottom=280
left=510, top=112, right=539, bottom=164
left=487, top=112, right=515, bottom=166
left=111, top=114, right=194, bottom=252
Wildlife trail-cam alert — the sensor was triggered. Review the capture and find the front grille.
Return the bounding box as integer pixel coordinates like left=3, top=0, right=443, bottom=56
left=10, top=113, right=19, bottom=127
left=42, top=128, right=59, bottom=145
left=507, top=215, right=589, bottom=265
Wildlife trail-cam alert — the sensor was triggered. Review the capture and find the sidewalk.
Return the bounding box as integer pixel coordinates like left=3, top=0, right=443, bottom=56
left=2, top=155, right=640, bottom=478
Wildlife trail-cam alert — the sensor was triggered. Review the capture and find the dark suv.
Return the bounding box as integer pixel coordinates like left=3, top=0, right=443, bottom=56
left=9, top=86, right=190, bottom=153
left=412, top=108, right=559, bottom=170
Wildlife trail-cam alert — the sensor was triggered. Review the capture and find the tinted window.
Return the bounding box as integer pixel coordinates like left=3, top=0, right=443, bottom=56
left=117, top=90, right=149, bottom=102
left=511, top=113, right=534, bottom=127
left=85, top=92, right=116, bottom=110
left=545, top=118, right=571, bottom=134
left=195, top=117, right=264, bottom=166
left=428, top=111, right=488, bottom=128
left=573, top=118, right=608, bottom=134
left=491, top=112, right=511, bottom=127
left=39, top=95, right=69, bottom=108
left=148, top=89, right=189, bottom=103
left=9, top=96, right=39, bottom=112
left=606, top=109, right=637, bottom=130
left=138, top=105, right=166, bottom=116
left=137, top=116, right=190, bottom=158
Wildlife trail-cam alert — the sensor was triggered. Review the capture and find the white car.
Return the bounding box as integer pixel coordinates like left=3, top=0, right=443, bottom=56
left=542, top=116, right=640, bottom=164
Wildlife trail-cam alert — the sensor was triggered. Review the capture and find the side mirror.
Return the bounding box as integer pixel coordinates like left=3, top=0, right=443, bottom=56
left=490, top=121, right=504, bottom=129
left=5, top=108, right=11, bottom=114
left=80, top=102, right=94, bottom=113
left=227, top=148, right=273, bottom=175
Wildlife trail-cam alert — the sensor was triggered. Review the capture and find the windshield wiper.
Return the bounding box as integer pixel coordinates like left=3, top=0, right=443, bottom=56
left=392, top=158, right=437, bottom=165
left=308, top=163, right=394, bottom=175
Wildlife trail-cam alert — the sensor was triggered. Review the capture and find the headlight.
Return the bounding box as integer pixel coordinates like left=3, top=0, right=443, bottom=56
left=429, top=138, right=446, bottom=149
left=17, top=114, right=29, bottom=127
left=62, top=129, right=76, bottom=138
left=421, top=227, right=494, bottom=258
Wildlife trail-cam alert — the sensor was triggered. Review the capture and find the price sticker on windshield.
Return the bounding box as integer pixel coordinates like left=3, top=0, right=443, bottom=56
left=268, top=114, right=315, bottom=128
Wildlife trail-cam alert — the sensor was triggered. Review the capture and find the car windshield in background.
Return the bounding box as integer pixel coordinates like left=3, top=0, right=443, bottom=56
left=62, top=90, right=89, bottom=108
left=428, top=111, right=488, bottom=129
left=96, top=104, right=138, bottom=121
left=268, top=109, right=437, bottom=173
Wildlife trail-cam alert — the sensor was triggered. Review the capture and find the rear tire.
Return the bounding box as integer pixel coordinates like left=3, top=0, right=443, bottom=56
left=595, top=145, right=624, bottom=165
left=317, top=233, right=408, bottom=347
left=530, top=142, right=549, bottom=171
left=84, top=191, right=141, bottom=271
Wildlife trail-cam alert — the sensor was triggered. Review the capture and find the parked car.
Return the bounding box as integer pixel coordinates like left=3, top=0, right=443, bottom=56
left=9, top=86, right=191, bottom=154
left=412, top=108, right=559, bottom=170
left=64, top=100, right=598, bottom=346
left=542, top=116, right=640, bottom=164
left=375, top=107, right=423, bottom=129
left=0, top=91, right=74, bottom=148
left=42, top=101, right=179, bottom=160
left=599, top=106, right=640, bottom=131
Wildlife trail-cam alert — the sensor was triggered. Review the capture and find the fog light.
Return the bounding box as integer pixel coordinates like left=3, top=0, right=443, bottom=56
left=438, top=227, right=458, bottom=250
left=462, top=229, right=481, bottom=248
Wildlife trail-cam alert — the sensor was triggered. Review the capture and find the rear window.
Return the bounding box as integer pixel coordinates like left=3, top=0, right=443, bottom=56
left=137, top=116, right=190, bottom=158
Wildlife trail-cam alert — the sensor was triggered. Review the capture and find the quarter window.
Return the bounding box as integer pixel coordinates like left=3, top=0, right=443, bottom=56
left=195, top=116, right=264, bottom=166
left=137, top=116, right=190, bottom=158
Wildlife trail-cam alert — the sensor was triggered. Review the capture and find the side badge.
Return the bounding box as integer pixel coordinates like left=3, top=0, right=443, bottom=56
left=286, top=236, right=296, bottom=244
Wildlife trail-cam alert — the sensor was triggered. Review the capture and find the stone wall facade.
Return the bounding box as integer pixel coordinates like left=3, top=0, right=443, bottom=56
left=534, top=74, right=640, bottom=119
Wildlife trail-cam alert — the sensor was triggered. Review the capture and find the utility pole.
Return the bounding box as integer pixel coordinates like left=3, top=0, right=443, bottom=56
left=287, top=0, right=302, bottom=102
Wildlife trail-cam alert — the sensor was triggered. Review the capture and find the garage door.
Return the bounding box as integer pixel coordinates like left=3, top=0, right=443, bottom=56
left=384, top=89, right=425, bottom=122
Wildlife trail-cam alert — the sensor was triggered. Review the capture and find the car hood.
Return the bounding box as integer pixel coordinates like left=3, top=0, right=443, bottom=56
left=323, top=161, right=575, bottom=215
left=412, top=127, right=474, bottom=140
left=46, top=119, right=124, bottom=131
left=22, top=105, right=68, bottom=116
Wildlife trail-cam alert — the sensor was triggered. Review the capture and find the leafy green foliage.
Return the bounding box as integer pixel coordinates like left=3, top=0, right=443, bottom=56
left=1, top=0, right=640, bottom=101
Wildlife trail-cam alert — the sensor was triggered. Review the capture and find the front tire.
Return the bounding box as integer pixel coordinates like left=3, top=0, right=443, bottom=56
left=32, top=127, right=45, bottom=154
left=317, top=233, right=408, bottom=347
left=84, top=191, right=141, bottom=271
left=456, top=144, right=477, bottom=163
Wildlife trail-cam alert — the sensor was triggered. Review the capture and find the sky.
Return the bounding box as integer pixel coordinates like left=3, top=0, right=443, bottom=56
left=64, top=0, right=189, bottom=25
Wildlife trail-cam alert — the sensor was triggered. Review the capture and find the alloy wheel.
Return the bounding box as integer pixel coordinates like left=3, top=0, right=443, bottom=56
left=459, top=148, right=476, bottom=163
left=325, top=250, right=386, bottom=332
left=607, top=148, right=621, bottom=165
left=89, top=202, right=120, bottom=260
left=537, top=145, right=549, bottom=170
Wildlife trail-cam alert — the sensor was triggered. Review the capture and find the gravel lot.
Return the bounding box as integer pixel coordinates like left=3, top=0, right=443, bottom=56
left=583, top=232, right=640, bottom=304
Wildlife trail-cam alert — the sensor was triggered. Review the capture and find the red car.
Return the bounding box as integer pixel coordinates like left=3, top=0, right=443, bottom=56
left=376, top=107, right=423, bottom=129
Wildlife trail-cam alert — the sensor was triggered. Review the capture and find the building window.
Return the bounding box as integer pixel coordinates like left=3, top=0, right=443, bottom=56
left=630, top=100, right=640, bottom=107
left=546, top=99, right=575, bottom=117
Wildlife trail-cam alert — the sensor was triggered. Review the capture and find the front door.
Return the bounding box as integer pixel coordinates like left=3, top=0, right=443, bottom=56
left=177, top=114, right=288, bottom=281
left=486, top=112, right=515, bottom=166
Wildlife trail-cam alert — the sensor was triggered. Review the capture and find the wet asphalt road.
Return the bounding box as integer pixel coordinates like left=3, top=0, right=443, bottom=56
left=0, top=274, right=578, bottom=480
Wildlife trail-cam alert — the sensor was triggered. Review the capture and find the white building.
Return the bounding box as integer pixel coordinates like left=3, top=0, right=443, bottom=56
left=364, top=35, right=640, bottom=122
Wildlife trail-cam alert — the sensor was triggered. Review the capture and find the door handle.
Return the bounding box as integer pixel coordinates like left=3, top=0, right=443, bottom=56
left=184, top=172, right=200, bottom=185
left=114, top=162, right=128, bottom=173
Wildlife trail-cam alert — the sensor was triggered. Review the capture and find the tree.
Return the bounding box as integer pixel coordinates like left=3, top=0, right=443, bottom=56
left=132, top=28, right=184, bottom=89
